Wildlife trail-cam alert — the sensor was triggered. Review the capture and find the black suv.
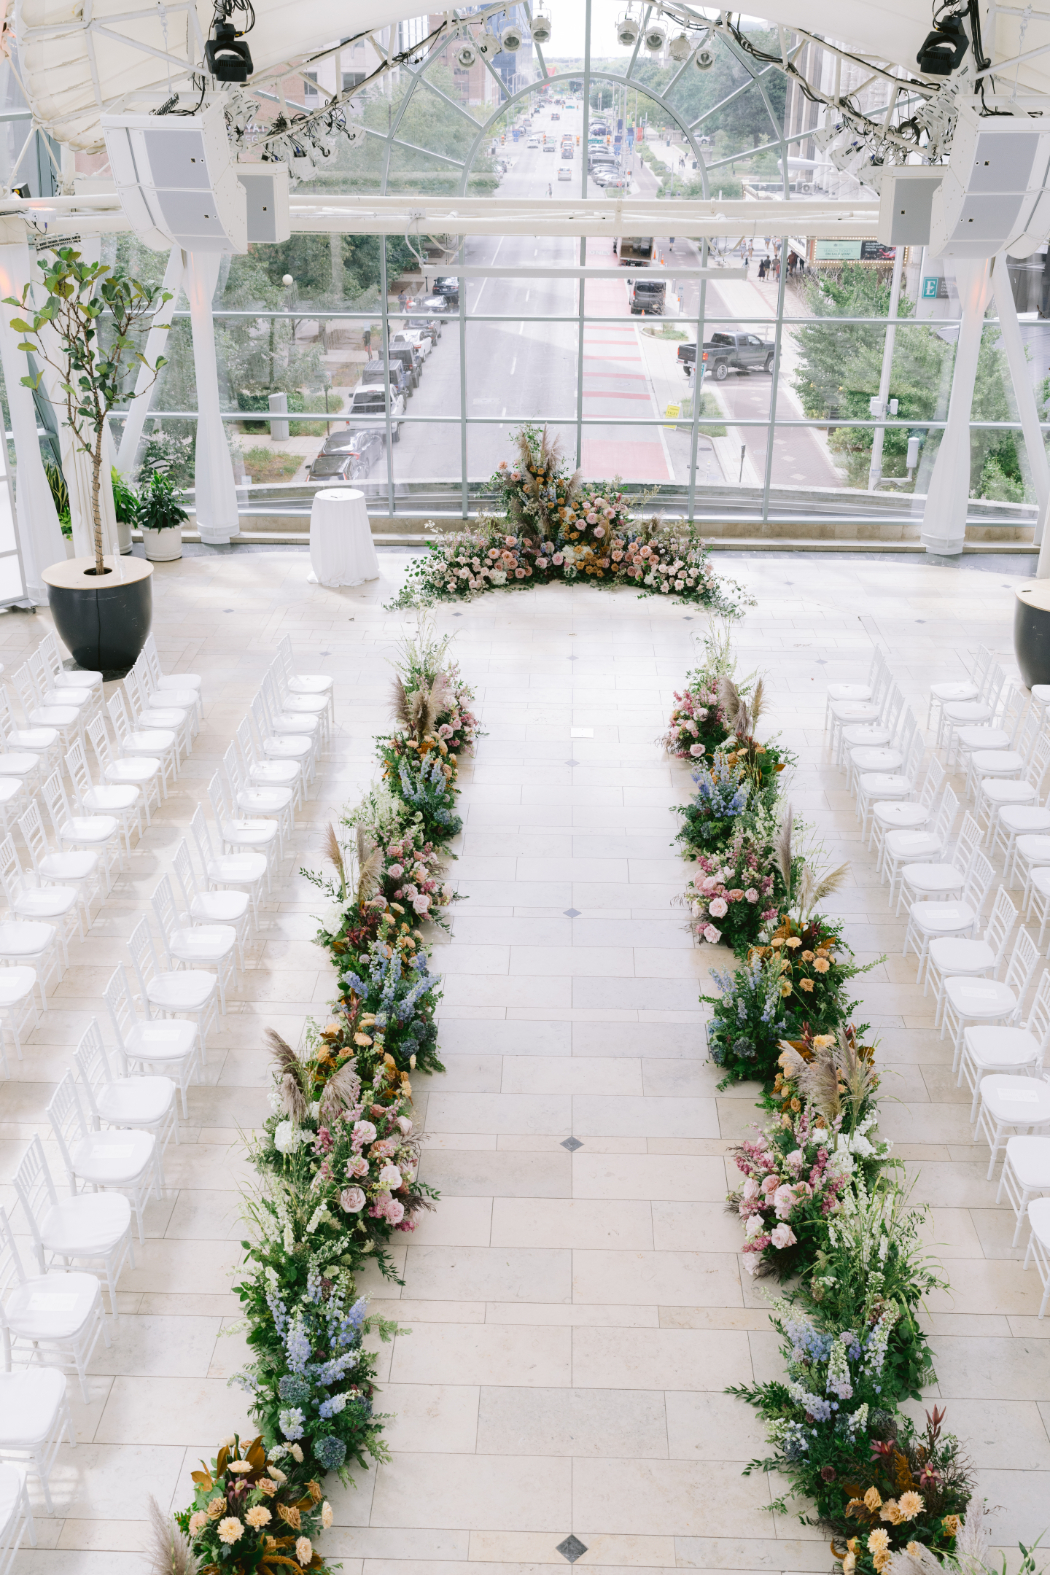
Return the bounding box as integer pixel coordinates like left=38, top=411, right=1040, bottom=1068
left=308, top=427, right=386, bottom=481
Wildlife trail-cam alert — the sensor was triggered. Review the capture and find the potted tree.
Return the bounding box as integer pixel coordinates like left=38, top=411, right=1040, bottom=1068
left=4, top=249, right=172, bottom=673
left=138, top=470, right=188, bottom=562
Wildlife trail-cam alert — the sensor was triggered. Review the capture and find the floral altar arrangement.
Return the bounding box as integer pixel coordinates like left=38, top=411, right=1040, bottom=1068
left=388, top=426, right=752, bottom=614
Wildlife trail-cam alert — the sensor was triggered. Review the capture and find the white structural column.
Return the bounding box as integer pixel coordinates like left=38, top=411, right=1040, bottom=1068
left=921, top=258, right=993, bottom=556
left=0, top=236, right=66, bottom=601
left=990, top=254, right=1050, bottom=549
left=116, top=245, right=184, bottom=478
left=184, top=250, right=239, bottom=545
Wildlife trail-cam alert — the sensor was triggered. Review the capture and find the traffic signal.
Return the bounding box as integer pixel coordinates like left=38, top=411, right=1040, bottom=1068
left=576, top=135, right=580, bottom=144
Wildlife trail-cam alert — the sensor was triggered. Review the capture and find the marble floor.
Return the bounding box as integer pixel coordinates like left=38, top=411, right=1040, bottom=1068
left=1, top=547, right=1048, bottom=1575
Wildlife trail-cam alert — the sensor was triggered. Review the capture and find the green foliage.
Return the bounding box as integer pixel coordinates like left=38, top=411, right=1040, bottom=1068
left=137, top=469, right=189, bottom=532
left=110, top=467, right=138, bottom=524
left=44, top=458, right=71, bottom=539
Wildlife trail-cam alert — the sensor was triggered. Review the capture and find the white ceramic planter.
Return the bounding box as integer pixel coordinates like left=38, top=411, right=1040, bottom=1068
left=143, top=525, right=182, bottom=562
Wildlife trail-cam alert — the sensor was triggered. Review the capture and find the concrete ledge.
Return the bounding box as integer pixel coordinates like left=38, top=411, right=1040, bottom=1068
left=166, top=531, right=1037, bottom=555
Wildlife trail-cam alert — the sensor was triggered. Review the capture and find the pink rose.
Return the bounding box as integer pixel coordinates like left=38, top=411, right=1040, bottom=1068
left=745, top=888, right=758, bottom=903
left=773, top=1184, right=796, bottom=1219
left=742, top=1177, right=759, bottom=1201
left=397, top=1116, right=413, bottom=1135
left=702, top=924, right=721, bottom=943
left=537, top=557, right=548, bottom=568
left=346, top=1155, right=369, bottom=1178
left=709, top=897, right=728, bottom=918
left=689, top=743, right=704, bottom=757
left=352, top=1120, right=376, bottom=1148
left=515, top=568, right=525, bottom=579
left=505, top=535, right=516, bottom=547
left=387, top=863, right=404, bottom=878
left=552, top=553, right=564, bottom=565
left=593, top=525, right=605, bottom=538
left=339, top=1186, right=366, bottom=1213
left=761, top=1174, right=780, bottom=1195
left=770, top=1223, right=797, bottom=1250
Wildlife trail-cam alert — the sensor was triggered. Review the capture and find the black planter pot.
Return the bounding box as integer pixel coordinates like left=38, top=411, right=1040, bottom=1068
left=42, top=556, right=153, bottom=676
left=1014, top=583, right=1050, bottom=690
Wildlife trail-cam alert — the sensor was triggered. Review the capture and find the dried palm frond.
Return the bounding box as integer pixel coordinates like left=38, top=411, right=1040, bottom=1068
left=717, top=674, right=742, bottom=726
left=793, top=1045, right=842, bottom=1121
left=391, top=675, right=414, bottom=732
left=146, top=1496, right=199, bottom=1575
left=774, top=809, right=794, bottom=894
left=750, top=676, right=764, bottom=727
left=833, top=1027, right=877, bottom=1113
left=810, top=862, right=849, bottom=907
left=777, top=1041, right=807, bottom=1080
left=265, top=1029, right=307, bottom=1123
left=885, top=1549, right=944, bottom=1575
left=318, top=1062, right=362, bottom=1124
left=954, top=1502, right=991, bottom=1575
left=356, top=846, right=384, bottom=909
left=323, top=823, right=346, bottom=889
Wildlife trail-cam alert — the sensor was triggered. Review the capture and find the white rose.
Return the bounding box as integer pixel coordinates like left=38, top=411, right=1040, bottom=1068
left=744, top=1214, right=764, bottom=1239
left=274, top=1120, right=302, bottom=1155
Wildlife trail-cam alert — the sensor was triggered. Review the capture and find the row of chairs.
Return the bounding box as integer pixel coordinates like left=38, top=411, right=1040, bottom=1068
left=826, top=643, right=1050, bottom=1316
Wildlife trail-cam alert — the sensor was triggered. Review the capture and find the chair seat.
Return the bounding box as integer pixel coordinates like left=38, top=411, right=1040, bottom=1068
left=137, top=707, right=187, bottom=729
left=1001, top=807, right=1050, bottom=833
left=1031, top=869, right=1050, bottom=897
left=910, top=900, right=977, bottom=935
left=0, top=920, right=54, bottom=955
left=236, top=787, right=292, bottom=813
left=39, top=1191, right=132, bottom=1259
left=13, top=888, right=76, bottom=920
left=1017, top=834, right=1050, bottom=862
left=11, top=727, right=57, bottom=749
left=221, top=821, right=276, bottom=848
left=261, top=737, right=311, bottom=759
left=1030, top=1195, right=1050, bottom=1246
left=831, top=701, right=881, bottom=722
left=874, top=802, right=927, bottom=827
left=843, top=725, right=891, bottom=747
left=0, top=965, right=37, bottom=1006
left=0, top=752, right=42, bottom=777
left=944, top=976, right=1016, bottom=1016
left=929, top=937, right=996, bottom=973
left=124, top=730, right=175, bottom=752
left=964, top=1025, right=1040, bottom=1069
left=55, top=666, right=102, bottom=688
left=944, top=701, right=994, bottom=722
left=901, top=864, right=964, bottom=893
left=279, top=693, right=327, bottom=715
left=0, top=1463, right=26, bottom=1534
left=105, top=760, right=159, bottom=785
left=5, top=1270, right=100, bottom=1338
left=1005, top=1134, right=1050, bottom=1187
left=271, top=714, right=319, bottom=736
left=207, top=853, right=267, bottom=883
left=150, top=687, right=196, bottom=710
left=169, top=925, right=236, bottom=961
left=981, top=779, right=1037, bottom=805
left=0, top=1368, right=67, bottom=1445
left=972, top=749, right=1025, bottom=773
left=59, top=815, right=118, bottom=843
left=146, top=970, right=217, bottom=1012
left=156, top=672, right=201, bottom=692
left=70, top=1128, right=155, bottom=1184
left=29, top=705, right=78, bottom=727
left=95, top=1076, right=174, bottom=1126
left=42, top=686, right=91, bottom=709
left=287, top=674, right=333, bottom=695
left=82, top=786, right=139, bottom=813
left=851, top=747, right=902, bottom=771
left=932, top=681, right=978, bottom=702
left=887, top=829, right=943, bottom=857
left=958, top=727, right=1010, bottom=750
left=39, top=851, right=98, bottom=882
left=979, top=1074, right=1050, bottom=1126
left=0, top=778, right=23, bottom=804
left=125, top=1019, right=198, bottom=1062
left=860, top=774, right=909, bottom=795
left=190, top=890, right=249, bottom=923
left=249, top=761, right=299, bottom=786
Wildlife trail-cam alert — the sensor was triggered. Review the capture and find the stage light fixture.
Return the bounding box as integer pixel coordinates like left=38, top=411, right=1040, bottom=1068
left=476, top=30, right=502, bottom=59
left=531, top=9, right=552, bottom=43
left=616, top=11, right=639, bottom=45
left=916, top=11, right=969, bottom=75
left=455, top=41, right=478, bottom=67
left=205, top=17, right=253, bottom=82
left=695, top=46, right=715, bottom=69
left=501, top=24, right=523, bottom=52
left=668, top=30, right=692, bottom=61
left=643, top=18, right=667, bottom=52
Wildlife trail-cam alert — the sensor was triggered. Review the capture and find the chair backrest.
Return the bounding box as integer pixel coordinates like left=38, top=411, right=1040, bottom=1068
left=1026, top=971, right=1050, bottom=1063
left=40, top=771, right=72, bottom=837
left=981, top=664, right=1007, bottom=711
left=65, top=738, right=94, bottom=809
left=73, top=1019, right=116, bottom=1124
left=991, top=684, right=1028, bottom=743
left=46, top=1070, right=88, bottom=1191
left=930, top=786, right=960, bottom=848
left=0, top=1205, right=27, bottom=1302
left=8, top=664, right=37, bottom=723
left=208, top=771, right=233, bottom=827
left=86, top=712, right=115, bottom=773
left=1028, top=732, right=1050, bottom=802
left=16, top=801, right=51, bottom=876
left=11, top=1135, right=58, bottom=1274
left=969, top=643, right=992, bottom=688
left=953, top=812, right=983, bottom=872
left=26, top=650, right=49, bottom=697
left=150, top=875, right=180, bottom=951
left=249, top=692, right=272, bottom=740
left=172, top=839, right=200, bottom=914
left=222, top=742, right=245, bottom=794
left=962, top=847, right=997, bottom=915
left=190, top=803, right=218, bottom=868
left=880, top=684, right=905, bottom=732
left=0, top=688, right=21, bottom=750
left=982, top=886, right=1018, bottom=965
left=123, top=669, right=146, bottom=718
left=1014, top=705, right=1044, bottom=766
left=127, top=916, right=161, bottom=1009
left=37, top=633, right=63, bottom=683
left=103, top=964, right=139, bottom=1051
left=918, top=758, right=946, bottom=810
left=141, top=642, right=164, bottom=691
left=235, top=718, right=258, bottom=769
left=1003, top=926, right=1041, bottom=1002
left=107, top=690, right=133, bottom=745
left=0, top=834, right=25, bottom=906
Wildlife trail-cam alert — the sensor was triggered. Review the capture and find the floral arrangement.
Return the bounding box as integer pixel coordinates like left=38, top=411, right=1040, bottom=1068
left=176, top=1434, right=336, bottom=1574
left=680, top=827, right=780, bottom=950
left=675, top=754, right=751, bottom=858
left=166, top=627, right=474, bottom=1553
left=662, top=619, right=748, bottom=760
left=388, top=426, right=751, bottom=614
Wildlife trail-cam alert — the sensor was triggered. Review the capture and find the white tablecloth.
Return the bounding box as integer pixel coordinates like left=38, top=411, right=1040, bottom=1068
left=307, top=488, right=380, bottom=587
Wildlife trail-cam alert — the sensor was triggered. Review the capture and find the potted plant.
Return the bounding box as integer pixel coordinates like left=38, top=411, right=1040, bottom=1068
left=111, top=467, right=139, bottom=556
left=4, top=248, right=171, bottom=673
left=138, top=470, right=188, bottom=562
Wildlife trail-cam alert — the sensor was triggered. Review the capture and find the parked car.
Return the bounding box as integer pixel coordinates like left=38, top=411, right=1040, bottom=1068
left=591, top=167, right=624, bottom=187
left=615, top=237, right=654, bottom=266
left=361, top=360, right=411, bottom=399
left=406, top=315, right=440, bottom=343
left=557, top=165, right=572, bottom=181
left=421, top=292, right=455, bottom=314
left=382, top=342, right=421, bottom=387
left=433, top=276, right=460, bottom=300
left=391, top=329, right=431, bottom=359
left=677, top=330, right=777, bottom=379
left=345, top=386, right=405, bottom=437
left=307, top=426, right=386, bottom=480
left=628, top=278, right=665, bottom=315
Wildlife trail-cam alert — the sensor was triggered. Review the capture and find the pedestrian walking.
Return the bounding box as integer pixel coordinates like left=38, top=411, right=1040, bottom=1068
left=547, top=182, right=552, bottom=196
left=397, top=290, right=407, bottom=313
left=362, top=326, right=372, bottom=360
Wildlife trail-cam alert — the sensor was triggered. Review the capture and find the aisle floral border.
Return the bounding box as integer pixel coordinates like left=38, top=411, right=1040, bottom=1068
left=663, top=631, right=1045, bottom=1575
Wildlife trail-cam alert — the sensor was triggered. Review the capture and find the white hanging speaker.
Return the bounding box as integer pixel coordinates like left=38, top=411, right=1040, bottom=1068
left=929, top=101, right=1050, bottom=258
left=101, top=99, right=247, bottom=253
left=616, top=12, right=639, bottom=44
left=643, top=18, right=667, bottom=51
left=501, top=24, right=523, bottom=51
left=455, top=40, right=478, bottom=67
left=531, top=8, right=552, bottom=44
